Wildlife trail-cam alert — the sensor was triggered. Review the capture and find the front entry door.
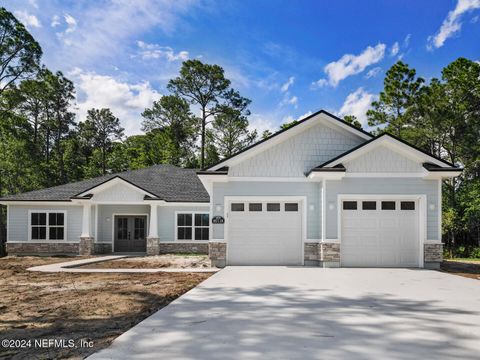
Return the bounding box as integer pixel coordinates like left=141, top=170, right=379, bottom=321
left=114, top=216, right=147, bottom=252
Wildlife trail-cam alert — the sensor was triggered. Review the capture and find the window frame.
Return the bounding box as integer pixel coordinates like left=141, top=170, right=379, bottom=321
left=175, top=211, right=210, bottom=241
left=28, top=210, right=67, bottom=242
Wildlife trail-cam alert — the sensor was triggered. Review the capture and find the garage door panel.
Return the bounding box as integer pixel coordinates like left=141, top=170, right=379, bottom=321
left=227, top=201, right=302, bottom=266
left=341, top=199, right=420, bottom=268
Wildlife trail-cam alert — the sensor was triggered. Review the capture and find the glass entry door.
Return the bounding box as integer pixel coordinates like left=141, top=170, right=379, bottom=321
left=114, top=215, right=147, bottom=252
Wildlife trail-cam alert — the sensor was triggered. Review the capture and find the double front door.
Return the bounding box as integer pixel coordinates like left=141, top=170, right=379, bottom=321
left=114, top=215, right=147, bottom=253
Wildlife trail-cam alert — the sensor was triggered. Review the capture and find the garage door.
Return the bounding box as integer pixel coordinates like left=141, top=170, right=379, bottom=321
left=227, top=201, right=303, bottom=265
left=341, top=199, right=420, bottom=267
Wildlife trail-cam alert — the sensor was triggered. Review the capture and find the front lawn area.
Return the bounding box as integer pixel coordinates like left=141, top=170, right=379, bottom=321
left=79, top=254, right=211, bottom=269
left=440, top=259, right=480, bottom=280
left=0, top=256, right=211, bottom=359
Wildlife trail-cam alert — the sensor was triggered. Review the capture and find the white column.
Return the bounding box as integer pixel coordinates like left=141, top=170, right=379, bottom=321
left=321, top=179, right=326, bottom=241
left=148, top=204, right=159, bottom=238
left=81, top=202, right=92, bottom=238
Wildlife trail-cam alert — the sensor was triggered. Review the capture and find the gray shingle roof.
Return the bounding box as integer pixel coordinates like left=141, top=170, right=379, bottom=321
left=0, top=165, right=209, bottom=202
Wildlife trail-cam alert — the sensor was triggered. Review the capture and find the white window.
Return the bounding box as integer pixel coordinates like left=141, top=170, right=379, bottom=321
left=176, top=212, right=209, bottom=241
left=30, top=211, right=66, bottom=241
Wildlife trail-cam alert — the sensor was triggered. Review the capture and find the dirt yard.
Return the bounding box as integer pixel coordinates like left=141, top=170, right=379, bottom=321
left=80, top=254, right=211, bottom=269
left=0, top=256, right=212, bottom=359
left=441, top=259, right=480, bottom=280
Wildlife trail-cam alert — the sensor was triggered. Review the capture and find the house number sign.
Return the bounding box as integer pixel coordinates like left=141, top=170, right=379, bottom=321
left=212, top=216, right=225, bottom=224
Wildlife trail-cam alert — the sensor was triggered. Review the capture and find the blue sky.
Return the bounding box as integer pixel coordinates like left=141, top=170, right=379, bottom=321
left=7, top=0, right=480, bottom=135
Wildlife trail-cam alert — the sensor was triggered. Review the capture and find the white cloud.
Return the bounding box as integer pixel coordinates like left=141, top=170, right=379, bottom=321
left=248, top=114, right=276, bottom=134
left=338, top=88, right=377, bottom=126
left=28, top=0, right=38, bottom=9
left=51, top=15, right=61, bottom=27
left=280, top=76, right=295, bottom=93
left=427, top=0, right=480, bottom=49
left=69, top=68, right=161, bottom=135
left=313, top=43, right=386, bottom=87
left=390, top=42, right=399, bottom=56
left=365, top=67, right=382, bottom=79
left=403, top=34, right=412, bottom=47
left=137, top=41, right=189, bottom=61
left=472, top=15, right=479, bottom=22
left=14, top=10, right=41, bottom=28
left=64, top=14, right=77, bottom=33
left=44, top=0, right=197, bottom=69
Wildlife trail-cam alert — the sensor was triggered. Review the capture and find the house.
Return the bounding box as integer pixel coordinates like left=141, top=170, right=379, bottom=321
left=0, top=110, right=462, bottom=269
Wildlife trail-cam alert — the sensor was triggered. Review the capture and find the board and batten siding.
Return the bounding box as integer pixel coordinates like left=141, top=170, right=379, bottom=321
left=8, top=205, right=83, bottom=242
left=325, top=178, right=440, bottom=240
left=157, top=205, right=210, bottom=241
left=229, top=123, right=364, bottom=177
left=212, top=181, right=321, bottom=240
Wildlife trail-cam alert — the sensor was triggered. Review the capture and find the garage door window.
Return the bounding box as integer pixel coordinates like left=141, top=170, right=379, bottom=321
left=267, top=203, right=280, bottom=212
left=249, top=203, right=262, bottom=212
left=381, top=201, right=396, bottom=210
left=177, top=213, right=209, bottom=240
left=231, top=203, right=244, bottom=211
left=362, top=201, right=376, bottom=210
left=401, top=201, right=415, bottom=210
left=285, top=203, right=298, bottom=211
left=343, top=201, right=357, bottom=210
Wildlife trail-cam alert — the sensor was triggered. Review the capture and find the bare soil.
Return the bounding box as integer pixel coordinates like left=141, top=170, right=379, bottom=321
left=440, top=260, right=480, bottom=280
left=79, top=254, right=211, bottom=269
left=0, top=256, right=211, bottom=359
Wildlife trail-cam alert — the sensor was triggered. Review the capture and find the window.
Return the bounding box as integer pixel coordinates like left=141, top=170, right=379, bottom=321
left=343, top=201, right=357, bottom=210
left=267, top=203, right=280, bottom=212
left=231, top=203, right=244, bottom=212
left=285, top=203, right=298, bottom=212
left=249, top=203, right=262, bottom=212
left=401, top=201, right=415, bottom=210
left=362, top=201, right=376, bottom=210
left=176, top=213, right=209, bottom=241
left=30, top=211, right=65, bottom=241
left=381, top=201, right=396, bottom=210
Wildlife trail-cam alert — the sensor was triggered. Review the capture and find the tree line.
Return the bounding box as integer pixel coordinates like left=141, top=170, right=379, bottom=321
left=0, top=7, right=479, bottom=252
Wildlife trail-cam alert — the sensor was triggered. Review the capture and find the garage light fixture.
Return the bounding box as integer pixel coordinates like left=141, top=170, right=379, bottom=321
left=429, top=204, right=436, bottom=210
left=309, top=204, right=315, bottom=211
left=215, top=205, right=223, bottom=212
left=329, top=202, right=335, bottom=210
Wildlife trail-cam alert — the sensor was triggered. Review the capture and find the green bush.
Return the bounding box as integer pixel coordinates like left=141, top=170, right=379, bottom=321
left=471, top=247, right=480, bottom=259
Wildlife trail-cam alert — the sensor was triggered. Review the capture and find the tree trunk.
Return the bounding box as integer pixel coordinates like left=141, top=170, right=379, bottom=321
left=201, top=106, right=206, bottom=169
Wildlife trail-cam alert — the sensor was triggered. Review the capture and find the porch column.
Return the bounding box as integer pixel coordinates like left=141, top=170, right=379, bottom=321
left=79, top=202, right=95, bottom=255
left=146, top=203, right=160, bottom=255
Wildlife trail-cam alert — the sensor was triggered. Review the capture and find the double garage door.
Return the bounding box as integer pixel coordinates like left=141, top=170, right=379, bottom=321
left=227, top=200, right=303, bottom=265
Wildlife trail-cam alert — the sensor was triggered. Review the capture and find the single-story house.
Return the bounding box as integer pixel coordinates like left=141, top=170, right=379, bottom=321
left=0, top=110, right=462, bottom=268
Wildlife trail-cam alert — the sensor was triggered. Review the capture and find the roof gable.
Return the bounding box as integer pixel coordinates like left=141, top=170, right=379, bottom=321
left=76, top=177, right=158, bottom=201
left=206, top=110, right=372, bottom=171
left=316, top=133, right=455, bottom=170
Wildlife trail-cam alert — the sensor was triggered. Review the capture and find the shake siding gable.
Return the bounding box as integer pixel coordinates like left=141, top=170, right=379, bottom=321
left=229, top=123, right=364, bottom=177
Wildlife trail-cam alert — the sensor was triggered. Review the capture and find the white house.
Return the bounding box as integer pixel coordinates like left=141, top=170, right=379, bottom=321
left=0, top=110, right=461, bottom=268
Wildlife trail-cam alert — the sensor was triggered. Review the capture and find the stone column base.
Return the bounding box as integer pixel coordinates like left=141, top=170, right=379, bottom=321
left=146, top=237, right=160, bottom=256
left=424, top=243, right=443, bottom=269
left=304, top=242, right=320, bottom=266
left=209, top=242, right=226, bottom=268
left=79, top=237, right=95, bottom=255
left=320, top=242, right=340, bottom=268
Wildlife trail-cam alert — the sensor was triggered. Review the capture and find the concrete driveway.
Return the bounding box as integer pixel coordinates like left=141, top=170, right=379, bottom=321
left=90, top=267, right=480, bottom=360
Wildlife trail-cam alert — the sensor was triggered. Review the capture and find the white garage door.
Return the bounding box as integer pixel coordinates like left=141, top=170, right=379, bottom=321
left=227, top=201, right=303, bottom=265
left=341, top=199, right=420, bottom=267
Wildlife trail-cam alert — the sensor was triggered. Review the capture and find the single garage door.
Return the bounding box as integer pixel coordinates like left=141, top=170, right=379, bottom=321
left=227, top=201, right=303, bottom=265
left=341, top=199, right=420, bottom=267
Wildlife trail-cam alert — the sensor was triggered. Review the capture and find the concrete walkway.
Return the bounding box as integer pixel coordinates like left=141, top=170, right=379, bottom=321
left=90, top=267, right=480, bottom=360
left=28, top=256, right=219, bottom=273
